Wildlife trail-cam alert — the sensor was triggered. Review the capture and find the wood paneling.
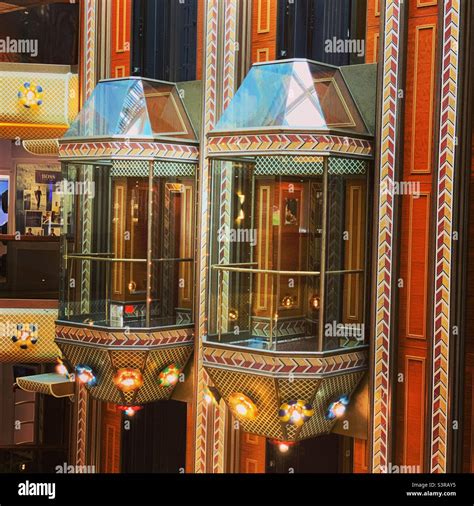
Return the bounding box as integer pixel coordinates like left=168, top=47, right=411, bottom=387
left=343, top=180, right=366, bottom=323
left=111, top=0, right=131, bottom=78
left=353, top=438, right=369, bottom=473
left=251, top=0, right=277, bottom=63
left=405, top=192, right=430, bottom=340
left=101, top=402, right=121, bottom=473
left=462, top=134, right=474, bottom=471
left=394, top=0, right=439, bottom=472
left=403, top=356, right=425, bottom=467
left=239, top=432, right=266, bottom=473
left=366, top=0, right=381, bottom=63
left=405, top=23, right=437, bottom=174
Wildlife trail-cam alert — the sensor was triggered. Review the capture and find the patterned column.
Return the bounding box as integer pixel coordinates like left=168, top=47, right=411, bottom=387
left=371, top=0, right=404, bottom=473
left=74, top=0, right=98, bottom=467
left=430, top=0, right=460, bottom=474
left=194, top=0, right=238, bottom=473
left=83, top=0, right=97, bottom=101
left=194, top=0, right=220, bottom=474
left=75, top=383, right=88, bottom=466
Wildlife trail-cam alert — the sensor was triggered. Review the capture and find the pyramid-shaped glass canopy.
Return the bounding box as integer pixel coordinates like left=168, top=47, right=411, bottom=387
left=214, top=59, right=368, bottom=135
left=64, top=78, right=196, bottom=141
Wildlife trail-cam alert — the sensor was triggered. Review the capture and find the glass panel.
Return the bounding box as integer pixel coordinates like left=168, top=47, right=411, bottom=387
left=59, top=161, right=195, bottom=329
left=65, top=80, right=152, bottom=138
left=324, top=158, right=368, bottom=350
left=208, top=157, right=324, bottom=351
left=214, top=61, right=368, bottom=134
left=143, top=81, right=196, bottom=139
left=65, top=79, right=196, bottom=140
left=150, top=172, right=195, bottom=327
left=324, top=272, right=366, bottom=350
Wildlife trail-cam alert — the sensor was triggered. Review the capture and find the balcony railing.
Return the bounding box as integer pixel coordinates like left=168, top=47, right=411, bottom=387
left=60, top=254, right=194, bottom=329
left=209, top=263, right=365, bottom=352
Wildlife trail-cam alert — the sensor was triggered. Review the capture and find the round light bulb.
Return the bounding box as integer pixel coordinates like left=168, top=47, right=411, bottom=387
left=278, top=443, right=290, bottom=453
left=333, top=402, right=346, bottom=417
left=236, top=403, right=247, bottom=416
left=167, top=374, right=178, bottom=385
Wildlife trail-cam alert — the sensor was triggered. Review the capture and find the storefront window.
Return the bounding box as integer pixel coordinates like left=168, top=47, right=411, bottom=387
left=208, top=155, right=368, bottom=352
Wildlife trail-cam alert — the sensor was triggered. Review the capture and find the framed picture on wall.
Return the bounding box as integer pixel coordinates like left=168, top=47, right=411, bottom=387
left=284, top=198, right=298, bottom=226
left=25, top=210, right=42, bottom=228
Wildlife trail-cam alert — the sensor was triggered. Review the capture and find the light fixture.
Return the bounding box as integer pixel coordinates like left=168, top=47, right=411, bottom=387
left=228, top=392, right=258, bottom=420
left=269, top=439, right=296, bottom=453
left=309, top=294, right=320, bottom=310
left=203, top=386, right=221, bottom=407
left=11, top=323, right=38, bottom=350
left=158, top=364, right=181, bottom=387
left=75, top=365, right=97, bottom=386
left=114, top=368, right=143, bottom=392
left=55, top=358, right=69, bottom=378
left=118, top=405, right=143, bottom=417
left=281, top=295, right=295, bottom=308
left=278, top=400, right=314, bottom=427
left=228, top=308, right=238, bottom=321
left=128, top=280, right=137, bottom=293
left=326, top=395, right=349, bottom=420
left=278, top=443, right=290, bottom=453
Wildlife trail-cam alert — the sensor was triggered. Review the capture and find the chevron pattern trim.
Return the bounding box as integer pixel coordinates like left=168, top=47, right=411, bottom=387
left=202, top=345, right=368, bottom=377
left=371, top=0, right=403, bottom=473
left=430, top=0, right=460, bottom=474
left=55, top=324, right=194, bottom=348
left=75, top=383, right=88, bottom=466
left=222, top=0, right=237, bottom=111
left=83, top=0, right=96, bottom=100
left=208, top=134, right=373, bottom=157
left=58, top=142, right=199, bottom=161
left=195, top=0, right=220, bottom=474
left=80, top=166, right=93, bottom=315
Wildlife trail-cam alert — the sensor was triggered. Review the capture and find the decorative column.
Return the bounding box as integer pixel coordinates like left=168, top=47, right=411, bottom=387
left=194, top=0, right=238, bottom=474
left=370, top=0, right=405, bottom=473
left=73, top=0, right=99, bottom=468
left=429, top=0, right=461, bottom=474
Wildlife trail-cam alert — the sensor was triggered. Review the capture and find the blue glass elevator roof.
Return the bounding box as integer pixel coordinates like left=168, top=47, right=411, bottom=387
left=64, top=78, right=196, bottom=141
left=214, top=59, right=369, bottom=135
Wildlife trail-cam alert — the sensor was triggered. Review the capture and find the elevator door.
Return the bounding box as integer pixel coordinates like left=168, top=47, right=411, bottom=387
left=121, top=400, right=187, bottom=473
